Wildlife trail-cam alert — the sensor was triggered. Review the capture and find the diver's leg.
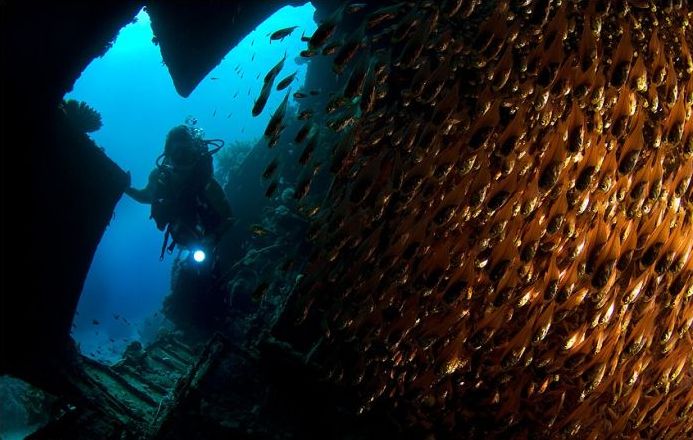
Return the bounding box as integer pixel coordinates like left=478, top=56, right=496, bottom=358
left=203, top=179, right=233, bottom=238
left=205, top=179, right=232, bottom=219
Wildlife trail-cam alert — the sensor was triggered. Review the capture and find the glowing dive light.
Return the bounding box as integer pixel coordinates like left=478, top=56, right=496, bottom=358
left=192, top=249, right=206, bottom=263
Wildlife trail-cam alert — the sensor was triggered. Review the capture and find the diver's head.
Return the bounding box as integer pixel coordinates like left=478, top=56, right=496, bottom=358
left=164, top=125, right=203, bottom=165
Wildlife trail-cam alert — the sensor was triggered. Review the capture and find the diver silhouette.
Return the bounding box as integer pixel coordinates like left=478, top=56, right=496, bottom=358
left=125, top=124, right=233, bottom=260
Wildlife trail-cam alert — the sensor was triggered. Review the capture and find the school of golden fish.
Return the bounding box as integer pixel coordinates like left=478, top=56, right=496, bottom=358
left=261, top=0, right=693, bottom=437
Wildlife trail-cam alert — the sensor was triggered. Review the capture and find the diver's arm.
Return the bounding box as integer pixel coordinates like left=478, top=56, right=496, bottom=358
left=125, top=186, right=154, bottom=204
left=124, top=170, right=158, bottom=204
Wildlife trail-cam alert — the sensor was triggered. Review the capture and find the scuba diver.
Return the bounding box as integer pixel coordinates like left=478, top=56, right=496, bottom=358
left=125, top=124, right=233, bottom=262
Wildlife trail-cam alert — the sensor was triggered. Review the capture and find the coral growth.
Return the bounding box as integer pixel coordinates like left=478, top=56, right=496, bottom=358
left=61, top=99, right=103, bottom=133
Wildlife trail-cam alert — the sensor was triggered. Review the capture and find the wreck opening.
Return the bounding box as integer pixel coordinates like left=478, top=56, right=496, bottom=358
left=66, top=4, right=317, bottom=364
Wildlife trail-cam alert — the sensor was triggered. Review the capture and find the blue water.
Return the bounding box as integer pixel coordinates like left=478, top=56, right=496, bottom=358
left=67, top=4, right=317, bottom=363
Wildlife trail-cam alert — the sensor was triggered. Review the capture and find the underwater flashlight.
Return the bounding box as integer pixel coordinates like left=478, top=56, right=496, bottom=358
left=193, top=249, right=206, bottom=263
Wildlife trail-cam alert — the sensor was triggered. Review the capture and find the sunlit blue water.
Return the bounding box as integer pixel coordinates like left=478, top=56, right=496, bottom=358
left=66, top=4, right=316, bottom=363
